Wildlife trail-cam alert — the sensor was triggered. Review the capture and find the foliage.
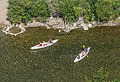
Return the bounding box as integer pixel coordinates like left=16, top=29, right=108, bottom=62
left=86, top=0, right=98, bottom=21
left=95, top=0, right=116, bottom=21
left=56, top=0, right=80, bottom=23
left=112, top=79, right=120, bottom=82
left=78, top=0, right=92, bottom=22
left=7, top=0, right=50, bottom=24
left=7, top=0, right=120, bottom=24
left=112, top=0, right=120, bottom=18
left=47, top=0, right=59, bottom=13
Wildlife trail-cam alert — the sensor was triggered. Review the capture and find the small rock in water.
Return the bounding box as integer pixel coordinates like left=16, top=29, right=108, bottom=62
left=59, top=30, right=61, bottom=32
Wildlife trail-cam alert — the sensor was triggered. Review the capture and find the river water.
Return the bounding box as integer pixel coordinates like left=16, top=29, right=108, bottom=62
left=0, top=26, right=120, bottom=82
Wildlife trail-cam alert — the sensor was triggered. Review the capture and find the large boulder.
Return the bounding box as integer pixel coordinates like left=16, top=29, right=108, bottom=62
left=47, top=17, right=64, bottom=28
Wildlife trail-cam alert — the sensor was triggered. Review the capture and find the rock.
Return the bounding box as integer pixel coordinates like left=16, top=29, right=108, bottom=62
left=59, top=30, right=61, bottom=32
left=75, top=17, right=84, bottom=28
left=73, top=23, right=77, bottom=27
left=6, top=26, right=10, bottom=31
left=47, top=17, right=64, bottom=29
left=77, top=17, right=84, bottom=24
left=91, top=21, right=97, bottom=26
left=63, top=24, right=70, bottom=32
left=26, top=21, right=46, bottom=27
left=2, top=23, right=26, bottom=36
left=88, top=23, right=93, bottom=28
left=117, top=17, right=120, bottom=20
left=16, top=24, right=19, bottom=27
left=46, top=24, right=50, bottom=29
left=81, top=23, right=89, bottom=30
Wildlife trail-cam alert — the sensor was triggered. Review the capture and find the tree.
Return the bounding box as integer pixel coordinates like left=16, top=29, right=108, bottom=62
left=78, top=0, right=92, bottom=22
left=95, top=0, right=115, bottom=21
left=86, top=0, right=98, bottom=20
left=112, top=79, right=120, bottom=82
left=57, top=0, right=80, bottom=23
left=47, top=0, right=60, bottom=17
left=7, top=0, right=50, bottom=24
left=7, top=0, right=120, bottom=24
left=112, top=0, right=120, bottom=19
left=53, top=0, right=92, bottom=23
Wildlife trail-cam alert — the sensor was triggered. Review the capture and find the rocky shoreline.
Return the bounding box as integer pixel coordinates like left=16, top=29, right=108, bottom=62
left=1, top=16, right=120, bottom=36
left=0, top=0, right=120, bottom=36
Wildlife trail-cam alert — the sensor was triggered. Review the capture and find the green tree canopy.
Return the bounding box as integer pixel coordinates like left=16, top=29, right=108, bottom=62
left=7, top=0, right=120, bottom=24
left=95, top=0, right=116, bottom=21
left=7, top=0, right=50, bottom=24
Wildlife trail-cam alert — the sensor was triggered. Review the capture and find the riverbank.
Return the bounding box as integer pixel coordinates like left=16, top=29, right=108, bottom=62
left=0, top=0, right=120, bottom=36
left=1, top=17, right=120, bottom=36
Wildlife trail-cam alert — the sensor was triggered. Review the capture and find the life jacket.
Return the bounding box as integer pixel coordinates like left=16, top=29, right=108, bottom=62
left=43, top=44, right=47, bottom=46
left=40, top=44, right=42, bottom=46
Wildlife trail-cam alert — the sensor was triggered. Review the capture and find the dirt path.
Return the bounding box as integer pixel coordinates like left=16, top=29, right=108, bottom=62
left=0, top=0, right=8, bottom=24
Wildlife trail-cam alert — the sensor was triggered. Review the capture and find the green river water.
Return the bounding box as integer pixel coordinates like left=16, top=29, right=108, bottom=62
left=0, top=26, right=120, bottom=82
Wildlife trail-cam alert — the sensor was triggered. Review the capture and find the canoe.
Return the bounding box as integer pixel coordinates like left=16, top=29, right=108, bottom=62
left=31, top=39, right=58, bottom=50
left=74, top=47, right=90, bottom=63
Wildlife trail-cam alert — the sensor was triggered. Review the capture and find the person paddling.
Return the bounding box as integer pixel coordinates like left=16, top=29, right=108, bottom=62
left=82, top=45, right=85, bottom=50
left=48, top=38, right=53, bottom=43
left=82, top=45, right=88, bottom=57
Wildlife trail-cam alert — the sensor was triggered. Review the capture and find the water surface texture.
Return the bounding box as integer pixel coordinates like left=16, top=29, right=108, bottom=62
left=0, top=26, right=120, bottom=82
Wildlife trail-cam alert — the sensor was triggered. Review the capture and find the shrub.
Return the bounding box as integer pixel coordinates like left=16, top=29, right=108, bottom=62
left=95, top=0, right=117, bottom=21
left=7, top=0, right=50, bottom=24
left=7, top=0, right=120, bottom=24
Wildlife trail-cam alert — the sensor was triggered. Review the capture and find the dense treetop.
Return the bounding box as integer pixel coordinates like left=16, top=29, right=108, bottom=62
left=7, top=0, right=120, bottom=24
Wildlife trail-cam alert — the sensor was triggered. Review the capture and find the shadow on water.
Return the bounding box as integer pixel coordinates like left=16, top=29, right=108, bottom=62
left=0, top=26, right=120, bottom=82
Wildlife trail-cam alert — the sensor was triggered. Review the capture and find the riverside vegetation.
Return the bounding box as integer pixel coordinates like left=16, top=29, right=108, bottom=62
left=3, top=0, right=120, bottom=36
left=7, top=0, right=120, bottom=24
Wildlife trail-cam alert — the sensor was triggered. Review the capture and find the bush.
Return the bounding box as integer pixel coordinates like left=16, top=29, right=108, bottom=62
left=7, top=0, right=50, bottom=24
left=95, top=0, right=116, bottom=21
left=57, top=0, right=80, bottom=23
left=7, top=0, right=120, bottom=24
left=112, top=0, right=120, bottom=18
left=112, top=79, right=120, bottom=82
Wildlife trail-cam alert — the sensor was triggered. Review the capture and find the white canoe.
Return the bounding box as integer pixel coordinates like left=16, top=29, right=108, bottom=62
left=74, top=47, right=90, bottom=63
left=31, top=39, right=58, bottom=50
